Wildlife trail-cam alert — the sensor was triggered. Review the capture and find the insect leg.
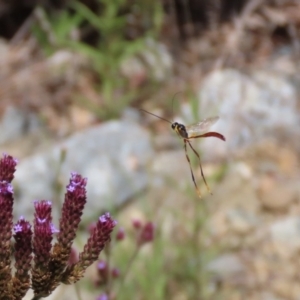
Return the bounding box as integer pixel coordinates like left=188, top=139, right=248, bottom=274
left=186, top=140, right=212, bottom=195
left=184, top=140, right=202, bottom=198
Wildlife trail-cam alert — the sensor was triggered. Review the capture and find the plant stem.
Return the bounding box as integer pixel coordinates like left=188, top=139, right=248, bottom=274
left=115, top=246, right=140, bottom=295
left=192, top=191, right=209, bottom=299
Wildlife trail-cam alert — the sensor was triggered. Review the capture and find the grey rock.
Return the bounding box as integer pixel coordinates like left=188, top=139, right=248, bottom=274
left=196, top=69, right=299, bottom=158
left=13, top=120, right=153, bottom=221
left=261, top=292, right=285, bottom=300
left=207, top=253, right=245, bottom=278
left=270, top=217, right=300, bottom=253
left=226, top=208, right=258, bottom=235
left=0, top=106, right=40, bottom=144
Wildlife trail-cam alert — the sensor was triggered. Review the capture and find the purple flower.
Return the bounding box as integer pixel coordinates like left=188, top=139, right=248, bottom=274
left=60, top=213, right=116, bottom=284
left=12, top=217, right=33, bottom=299
left=132, top=219, right=142, bottom=229
left=96, top=293, right=109, bottom=300
left=33, top=201, right=54, bottom=266
left=0, top=155, right=17, bottom=297
left=41, top=172, right=89, bottom=294
left=111, top=267, right=120, bottom=278
left=0, top=181, right=13, bottom=195
left=96, top=260, right=109, bottom=285
left=0, top=156, right=117, bottom=299
left=33, top=200, right=52, bottom=220
left=115, top=226, right=125, bottom=241
left=79, top=212, right=116, bottom=267
left=97, top=260, right=107, bottom=271
left=31, top=200, right=55, bottom=295
left=0, top=153, right=18, bottom=182
left=57, top=172, right=88, bottom=249
left=50, top=223, right=59, bottom=234
left=137, top=222, right=155, bottom=246
left=0, top=180, right=14, bottom=296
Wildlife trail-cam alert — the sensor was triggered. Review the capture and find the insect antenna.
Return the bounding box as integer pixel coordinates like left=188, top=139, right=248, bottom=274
left=139, top=108, right=172, bottom=124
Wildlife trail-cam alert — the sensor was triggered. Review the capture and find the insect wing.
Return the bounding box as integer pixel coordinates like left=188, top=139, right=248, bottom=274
left=186, top=116, right=219, bottom=137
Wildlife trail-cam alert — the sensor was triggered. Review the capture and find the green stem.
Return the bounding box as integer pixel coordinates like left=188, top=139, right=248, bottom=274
left=115, top=246, right=140, bottom=295
left=74, top=282, right=83, bottom=300
left=105, top=242, right=112, bottom=297
left=192, top=195, right=208, bottom=299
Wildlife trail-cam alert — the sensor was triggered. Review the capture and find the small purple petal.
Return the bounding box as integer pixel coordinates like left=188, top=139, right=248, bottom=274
left=97, top=261, right=107, bottom=270
left=37, top=217, right=47, bottom=224
left=67, top=185, right=75, bottom=192
left=7, top=184, right=14, bottom=194
left=14, top=224, right=23, bottom=233
left=99, top=215, right=107, bottom=223
left=96, top=294, right=109, bottom=300
left=0, top=181, right=13, bottom=194
left=50, top=223, right=59, bottom=234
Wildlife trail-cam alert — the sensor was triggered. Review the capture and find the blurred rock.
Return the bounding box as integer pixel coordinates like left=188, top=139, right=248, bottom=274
left=151, top=150, right=189, bottom=180
left=13, top=120, right=153, bottom=221
left=209, top=210, right=228, bottom=238
left=0, top=106, right=40, bottom=144
left=252, top=256, right=270, bottom=286
left=207, top=253, right=246, bottom=278
left=260, top=292, right=284, bottom=300
left=197, top=69, right=299, bottom=159
left=226, top=208, right=258, bottom=235
left=270, top=277, right=294, bottom=299
left=212, top=162, right=260, bottom=212
left=249, top=140, right=299, bottom=176
left=270, top=217, right=300, bottom=257
left=257, top=174, right=299, bottom=210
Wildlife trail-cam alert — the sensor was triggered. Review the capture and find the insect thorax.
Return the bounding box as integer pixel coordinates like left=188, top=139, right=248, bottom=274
left=172, top=122, right=188, bottom=139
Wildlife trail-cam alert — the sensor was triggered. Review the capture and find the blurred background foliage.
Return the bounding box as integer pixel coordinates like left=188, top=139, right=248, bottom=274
left=2, top=0, right=298, bottom=122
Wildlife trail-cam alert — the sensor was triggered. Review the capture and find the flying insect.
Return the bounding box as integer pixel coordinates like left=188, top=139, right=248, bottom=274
left=140, top=108, right=225, bottom=198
